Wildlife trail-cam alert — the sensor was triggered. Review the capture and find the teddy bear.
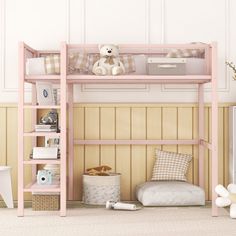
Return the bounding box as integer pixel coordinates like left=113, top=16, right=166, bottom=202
left=215, top=184, right=236, bottom=218
left=92, top=44, right=125, bottom=76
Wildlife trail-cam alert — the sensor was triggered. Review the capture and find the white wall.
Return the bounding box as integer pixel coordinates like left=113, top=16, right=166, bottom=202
left=1, top=0, right=236, bottom=103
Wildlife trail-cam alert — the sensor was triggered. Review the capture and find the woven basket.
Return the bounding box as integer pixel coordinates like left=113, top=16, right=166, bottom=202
left=32, top=194, right=60, bottom=211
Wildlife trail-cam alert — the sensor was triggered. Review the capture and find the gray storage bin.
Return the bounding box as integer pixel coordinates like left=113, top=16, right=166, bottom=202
left=147, top=58, right=186, bottom=75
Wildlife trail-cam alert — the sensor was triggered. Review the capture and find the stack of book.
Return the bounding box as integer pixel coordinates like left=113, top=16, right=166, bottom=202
left=35, top=124, right=57, bottom=132
left=30, top=147, right=60, bottom=160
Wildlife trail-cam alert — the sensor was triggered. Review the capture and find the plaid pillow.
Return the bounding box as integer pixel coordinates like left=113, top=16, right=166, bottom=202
left=120, top=55, right=136, bottom=73
left=151, top=149, right=192, bottom=182
left=69, top=53, right=136, bottom=74
left=88, top=54, right=100, bottom=73
left=166, top=48, right=205, bottom=58
left=45, top=54, right=60, bottom=74
left=68, top=52, right=90, bottom=74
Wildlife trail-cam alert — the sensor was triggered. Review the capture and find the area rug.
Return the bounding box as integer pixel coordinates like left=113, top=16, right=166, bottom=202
left=0, top=206, right=235, bottom=236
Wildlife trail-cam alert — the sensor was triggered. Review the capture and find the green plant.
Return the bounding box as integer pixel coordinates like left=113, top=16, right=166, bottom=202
left=226, top=61, right=236, bottom=73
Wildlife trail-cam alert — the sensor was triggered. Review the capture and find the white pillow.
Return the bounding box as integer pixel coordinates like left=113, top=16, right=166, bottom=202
left=132, top=54, right=147, bottom=75
left=26, top=57, right=46, bottom=75
left=136, top=181, right=205, bottom=206
left=186, top=58, right=206, bottom=75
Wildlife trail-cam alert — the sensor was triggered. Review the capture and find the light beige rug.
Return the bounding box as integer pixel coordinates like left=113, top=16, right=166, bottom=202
left=0, top=206, right=235, bottom=236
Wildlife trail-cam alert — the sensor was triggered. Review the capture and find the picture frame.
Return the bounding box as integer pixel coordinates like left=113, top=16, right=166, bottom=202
left=36, top=82, right=55, bottom=105
left=45, top=137, right=60, bottom=148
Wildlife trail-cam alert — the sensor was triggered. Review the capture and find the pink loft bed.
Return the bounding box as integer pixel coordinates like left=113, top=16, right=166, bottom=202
left=18, top=42, right=218, bottom=217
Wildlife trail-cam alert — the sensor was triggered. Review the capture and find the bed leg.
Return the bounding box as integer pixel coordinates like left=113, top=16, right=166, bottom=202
left=198, top=84, right=205, bottom=190
left=211, top=42, right=218, bottom=217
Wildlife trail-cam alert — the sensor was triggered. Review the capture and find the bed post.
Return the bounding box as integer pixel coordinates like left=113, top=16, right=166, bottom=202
left=198, top=83, right=205, bottom=190
left=18, top=42, right=25, bottom=216
left=211, top=41, right=218, bottom=216
left=31, top=50, right=38, bottom=181
left=60, top=42, right=67, bottom=216
left=68, top=84, right=74, bottom=200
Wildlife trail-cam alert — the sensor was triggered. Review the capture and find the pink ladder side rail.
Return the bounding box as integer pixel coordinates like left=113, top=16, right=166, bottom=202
left=60, top=42, right=67, bottom=217
left=68, top=84, right=74, bottom=200
left=198, top=83, right=205, bottom=190
left=211, top=42, right=218, bottom=216
left=18, top=42, right=25, bottom=216
left=31, top=49, right=38, bottom=182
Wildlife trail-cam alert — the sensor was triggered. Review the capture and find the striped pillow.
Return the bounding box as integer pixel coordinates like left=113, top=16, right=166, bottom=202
left=120, top=55, right=136, bottom=73
left=151, top=149, right=192, bottom=182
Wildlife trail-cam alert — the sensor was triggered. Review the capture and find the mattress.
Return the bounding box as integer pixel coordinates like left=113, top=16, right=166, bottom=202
left=26, top=56, right=206, bottom=76
left=136, top=181, right=205, bottom=206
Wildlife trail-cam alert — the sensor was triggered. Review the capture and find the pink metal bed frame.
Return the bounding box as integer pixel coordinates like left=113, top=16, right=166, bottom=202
left=18, top=42, right=218, bottom=217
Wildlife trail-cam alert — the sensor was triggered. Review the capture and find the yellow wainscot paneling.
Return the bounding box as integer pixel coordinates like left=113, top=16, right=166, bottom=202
left=115, top=107, right=131, bottom=200
left=218, top=108, right=224, bottom=186
left=193, top=107, right=199, bottom=186
left=7, top=108, right=19, bottom=200
left=73, top=107, right=85, bottom=200
left=100, top=108, right=116, bottom=170
left=6, top=108, right=32, bottom=200
left=208, top=107, right=224, bottom=201
left=0, top=103, right=232, bottom=202
left=224, top=107, right=229, bottom=187
left=84, top=107, right=100, bottom=169
left=0, top=108, right=7, bottom=166
left=146, top=107, right=162, bottom=180
left=162, top=107, right=178, bottom=153
left=177, top=107, right=193, bottom=183
left=131, top=107, right=146, bottom=200
left=24, top=109, right=34, bottom=200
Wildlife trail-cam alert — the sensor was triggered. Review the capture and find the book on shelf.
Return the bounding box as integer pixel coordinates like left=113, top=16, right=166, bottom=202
left=31, top=147, right=60, bottom=160
left=29, top=153, right=61, bottom=160
left=35, top=124, right=57, bottom=132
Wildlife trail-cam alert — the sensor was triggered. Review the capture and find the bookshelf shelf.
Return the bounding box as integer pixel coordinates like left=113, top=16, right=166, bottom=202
left=24, top=181, right=60, bottom=193
left=23, top=160, right=60, bottom=165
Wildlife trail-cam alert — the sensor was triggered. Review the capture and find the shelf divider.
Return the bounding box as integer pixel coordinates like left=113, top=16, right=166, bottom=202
left=23, top=160, right=61, bottom=165
left=23, top=132, right=60, bottom=137
left=24, top=105, right=61, bottom=109
left=24, top=180, right=60, bottom=193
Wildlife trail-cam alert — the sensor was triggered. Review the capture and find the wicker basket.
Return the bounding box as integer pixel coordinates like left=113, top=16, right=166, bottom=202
left=32, top=194, right=60, bottom=211
left=83, top=173, right=121, bottom=205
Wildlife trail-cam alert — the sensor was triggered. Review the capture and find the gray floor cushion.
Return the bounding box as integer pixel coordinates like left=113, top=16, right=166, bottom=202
left=136, top=181, right=205, bottom=206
